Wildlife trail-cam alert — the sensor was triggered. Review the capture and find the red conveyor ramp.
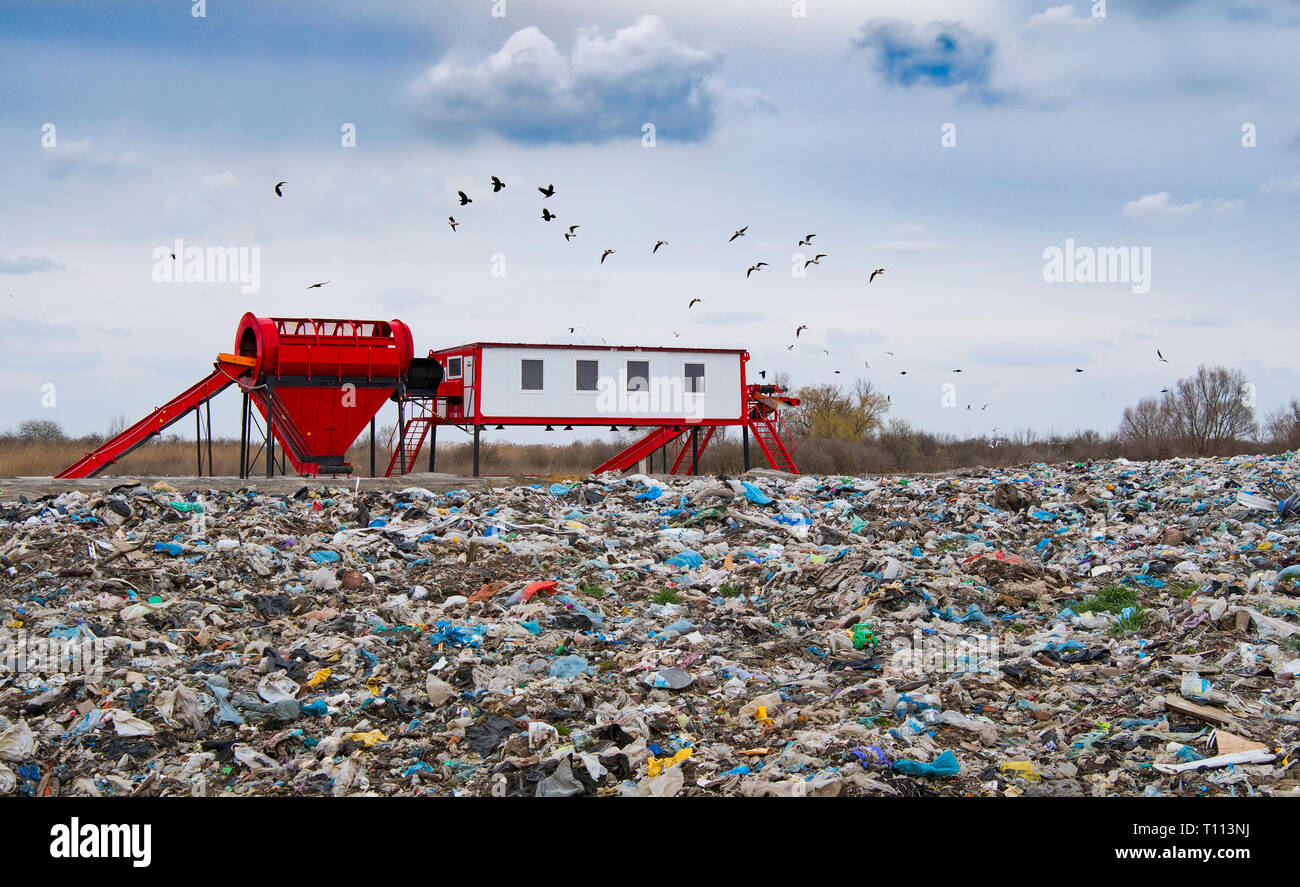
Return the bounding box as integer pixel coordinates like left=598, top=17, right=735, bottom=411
left=592, top=426, right=686, bottom=475
left=55, top=358, right=248, bottom=479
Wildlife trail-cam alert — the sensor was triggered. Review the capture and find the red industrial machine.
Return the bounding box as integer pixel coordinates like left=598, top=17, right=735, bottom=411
left=56, top=313, right=800, bottom=478
left=56, top=314, right=438, bottom=479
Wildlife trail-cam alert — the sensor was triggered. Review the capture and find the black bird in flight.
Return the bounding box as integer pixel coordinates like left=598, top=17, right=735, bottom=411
left=274, top=181, right=286, bottom=197
left=448, top=216, right=458, bottom=231
left=759, top=370, right=767, bottom=380
left=1157, top=349, right=1169, bottom=363
left=798, top=234, right=816, bottom=246
left=457, top=191, right=472, bottom=206
left=600, top=249, right=616, bottom=264
left=1074, top=368, right=1085, bottom=373
left=898, top=370, right=908, bottom=375
left=869, top=268, right=887, bottom=283
left=729, top=226, right=748, bottom=242
left=746, top=262, right=768, bottom=278
left=565, top=225, right=579, bottom=241
left=491, top=176, right=505, bottom=193
left=786, top=344, right=795, bottom=350
left=688, top=298, right=703, bottom=308
left=538, top=184, right=555, bottom=197
left=541, top=208, right=557, bottom=222
left=953, top=369, right=962, bottom=373
left=653, top=240, right=667, bottom=253
left=795, top=325, right=808, bottom=337
left=306, top=281, right=329, bottom=289
left=803, top=254, right=827, bottom=269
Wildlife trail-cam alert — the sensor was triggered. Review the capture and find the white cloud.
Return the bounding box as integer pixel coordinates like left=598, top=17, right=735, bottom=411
left=1260, top=172, right=1300, bottom=194
left=891, top=220, right=927, bottom=236
left=1209, top=197, right=1244, bottom=216
left=1120, top=192, right=1202, bottom=219
left=200, top=171, right=241, bottom=191
left=42, top=139, right=137, bottom=180
left=0, top=255, right=67, bottom=274
left=871, top=240, right=948, bottom=251
left=1027, top=5, right=1100, bottom=30
left=408, top=16, right=769, bottom=144
left=1121, top=192, right=1243, bottom=219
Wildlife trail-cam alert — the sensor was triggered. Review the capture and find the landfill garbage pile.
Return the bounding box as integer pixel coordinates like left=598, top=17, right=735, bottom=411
left=1, top=456, right=1299, bottom=798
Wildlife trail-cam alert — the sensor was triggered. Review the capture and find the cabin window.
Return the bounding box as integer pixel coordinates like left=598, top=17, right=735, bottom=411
left=521, top=359, right=544, bottom=391
left=576, top=359, right=599, bottom=391
left=684, top=362, right=705, bottom=394
left=447, top=357, right=463, bottom=379
left=626, top=360, right=650, bottom=392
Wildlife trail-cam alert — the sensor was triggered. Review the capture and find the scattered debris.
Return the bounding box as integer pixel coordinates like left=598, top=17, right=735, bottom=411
left=1, top=453, right=1298, bottom=796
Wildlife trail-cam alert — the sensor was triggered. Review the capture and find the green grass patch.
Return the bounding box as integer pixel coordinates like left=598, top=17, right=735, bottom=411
left=1075, top=584, right=1139, bottom=614
left=578, top=582, right=605, bottom=598
left=1109, top=605, right=1151, bottom=636
left=717, top=583, right=744, bottom=598
left=651, top=589, right=683, bottom=605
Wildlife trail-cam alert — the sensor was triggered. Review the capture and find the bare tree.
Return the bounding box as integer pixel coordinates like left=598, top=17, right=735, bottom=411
left=1163, top=365, right=1257, bottom=454
left=1117, top=365, right=1257, bottom=457
left=15, top=419, right=65, bottom=441
left=1119, top=396, right=1173, bottom=458
left=1264, top=399, right=1300, bottom=449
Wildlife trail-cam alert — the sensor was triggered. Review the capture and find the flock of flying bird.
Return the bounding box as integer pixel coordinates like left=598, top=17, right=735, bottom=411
left=438, top=176, right=891, bottom=353
left=270, top=177, right=1179, bottom=420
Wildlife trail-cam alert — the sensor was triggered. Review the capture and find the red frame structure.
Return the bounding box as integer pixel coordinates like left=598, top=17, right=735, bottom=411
left=55, top=315, right=801, bottom=479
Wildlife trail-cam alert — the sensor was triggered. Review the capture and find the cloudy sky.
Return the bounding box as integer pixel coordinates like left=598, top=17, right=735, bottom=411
left=2, top=0, right=1298, bottom=450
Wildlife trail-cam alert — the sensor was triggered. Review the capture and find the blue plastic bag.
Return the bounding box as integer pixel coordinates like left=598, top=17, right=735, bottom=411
left=549, top=655, right=590, bottom=679
left=740, top=482, right=773, bottom=505
left=666, top=551, right=704, bottom=570
left=893, top=749, right=960, bottom=778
